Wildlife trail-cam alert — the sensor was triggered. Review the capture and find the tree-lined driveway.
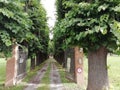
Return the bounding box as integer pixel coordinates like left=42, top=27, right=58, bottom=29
left=23, top=59, right=65, bottom=90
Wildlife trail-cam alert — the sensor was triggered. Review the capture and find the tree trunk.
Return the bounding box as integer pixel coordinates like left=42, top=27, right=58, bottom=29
left=36, top=52, right=41, bottom=66
left=30, top=56, right=35, bottom=70
left=42, top=53, right=45, bottom=63
left=87, top=47, right=109, bottom=90
left=36, top=52, right=46, bottom=66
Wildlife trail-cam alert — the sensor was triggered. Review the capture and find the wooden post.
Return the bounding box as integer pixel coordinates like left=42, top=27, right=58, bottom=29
left=74, top=46, right=84, bottom=86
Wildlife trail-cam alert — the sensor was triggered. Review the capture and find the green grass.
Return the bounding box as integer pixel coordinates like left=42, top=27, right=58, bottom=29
left=55, top=55, right=120, bottom=90
left=0, top=58, right=47, bottom=90
left=54, top=61, right=70, bottom=83
left=23, top=60, right=47, bottom=82
left=37, top=59, right=51, bottom=90
left=0, top=59, right=31, bottom=90
left=0, top=58, right=6, bottom=90
left=55, top=60, right=85, bottom=90
left=84, top=55, right=120, bottom=90
left=0, top=56, right=120, bottom=90
left=84, top=57, right=88, bottom=88
left=0, top=58, right=6, bottom=85
left=107, top=55, right=120, bottom=90
left=40, top=57, right=120, bottom=90
left=1, top=85, right=24, bottom=90
left=0, top=59, right=24, bottom=90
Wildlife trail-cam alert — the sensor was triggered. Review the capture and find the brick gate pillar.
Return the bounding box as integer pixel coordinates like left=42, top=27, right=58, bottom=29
left=5, top=45, right=19, bottom=87
left=74, top=46, right=84, bottom=86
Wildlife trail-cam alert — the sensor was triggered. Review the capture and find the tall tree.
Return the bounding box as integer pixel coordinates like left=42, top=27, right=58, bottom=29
left=56, top=0, right=67, bottom=20
left=0, top=0, right=32, bottom=57
left=54, top=0, right=69, bottom=65
left=24, top=0, right=49, bottom=69
left=54, top=0, right=120, bottom=90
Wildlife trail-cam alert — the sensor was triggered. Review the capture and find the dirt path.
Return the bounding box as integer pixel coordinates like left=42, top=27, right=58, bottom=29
left=23, top=59, right=65, bottom=90
left=50, top=62, right=65, bottom=90
left=24, top=63, right=48, bottom=90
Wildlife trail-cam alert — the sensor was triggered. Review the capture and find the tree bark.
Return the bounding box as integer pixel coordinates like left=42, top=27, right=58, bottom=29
left=87, top=46, right=109, bottom=90
left=36, top=52, right=41, bottom=66
left=30, top=56, right=36, bottom=70
left=36, top=52, right=47, bottom=66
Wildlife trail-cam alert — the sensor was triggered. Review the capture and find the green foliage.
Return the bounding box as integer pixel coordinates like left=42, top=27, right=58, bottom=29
left=25, top=0, right=49, bottom=58
left=54, top=0, right=74, bottom=56
left=0, top=0, right=32, bottom=56
left=54, top=0, right=120, bottom=54
left=37, top=60, right=51, bottom=90
left=56, top=0, right=69, bottom=20
left=0, top=0, right=49, bottom=58
left=48, top=40, right=54, bottom=55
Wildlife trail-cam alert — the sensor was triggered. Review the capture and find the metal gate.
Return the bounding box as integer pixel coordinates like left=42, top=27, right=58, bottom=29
left=17, top=46, right=28, bottom=81
left=65, top=48, right=75, bottom=81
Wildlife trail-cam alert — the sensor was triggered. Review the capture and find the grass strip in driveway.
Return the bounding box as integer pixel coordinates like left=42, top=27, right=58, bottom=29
left=37, top=59, right=51, bottom=90
left=54, top=60, right=85, bottom=90
left=23, top=61, right=47, bottom=83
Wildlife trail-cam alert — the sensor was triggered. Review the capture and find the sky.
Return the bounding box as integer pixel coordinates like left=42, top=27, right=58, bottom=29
left=41, top=0, right=56, bottom=29
left=41, top=0, right=56, bottom=39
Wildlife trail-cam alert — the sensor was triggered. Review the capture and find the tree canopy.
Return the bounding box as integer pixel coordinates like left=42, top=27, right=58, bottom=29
left=0, top=0, right=49, bottom=58
left=54, top=0, right=120, bottom=90
left=25, top=0, right=49, bottom=58
left=0, top=0, right=33, bottom=56
left=54, top=0, right=120, bottom=54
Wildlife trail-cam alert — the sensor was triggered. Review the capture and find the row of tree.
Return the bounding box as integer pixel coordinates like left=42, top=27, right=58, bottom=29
left=54, top=0, right=120, bottom=90
left=0, top=0, right=49, bottom=69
